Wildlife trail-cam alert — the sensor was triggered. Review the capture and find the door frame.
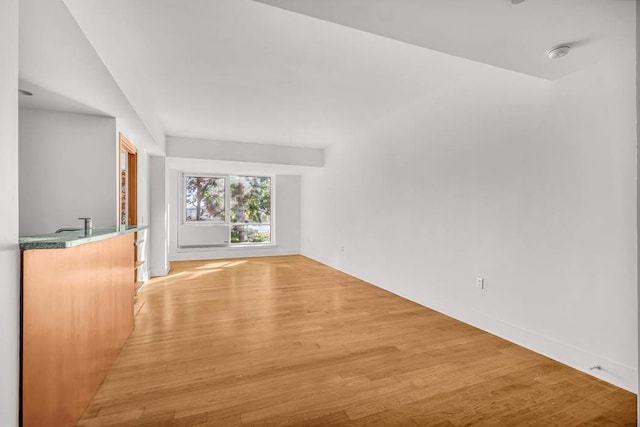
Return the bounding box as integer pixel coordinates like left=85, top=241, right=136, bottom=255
left=119, top=133, right=138, bottom=226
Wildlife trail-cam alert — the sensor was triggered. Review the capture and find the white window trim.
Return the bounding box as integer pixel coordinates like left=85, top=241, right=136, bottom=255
left=180, top=172, right=276, bottom=246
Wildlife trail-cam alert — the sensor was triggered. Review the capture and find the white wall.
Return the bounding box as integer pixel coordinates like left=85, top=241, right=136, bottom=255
left=18, top=111, right=152, bottom=279
left=149, top=156, right=170, bottom=276
left=272, top=175, right=301, bottom=253
left=0, top=0, right=20, bottom=423
left=167, top=136, right=324, bottom=167
left=19, top=109, right=118, bottom=235
left=302, top=49, right=638, bottom=392
left=166, top=158, right=302, bottom=261
left=136, top=150, right=150, bottom=282
left=19, top=0, right=165, bottom=156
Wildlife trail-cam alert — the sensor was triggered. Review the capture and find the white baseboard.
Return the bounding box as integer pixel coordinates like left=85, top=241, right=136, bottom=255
left=424, top=292, right=637, bottom=393
left=170, top=247, right=301, bottom=261
left=150, top=265, right=170, bottom=277
left=300, top=252, right=638, bottom=393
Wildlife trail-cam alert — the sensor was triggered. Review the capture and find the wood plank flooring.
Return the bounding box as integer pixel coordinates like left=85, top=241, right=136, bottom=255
left=78, top=255, right=637, bottom=426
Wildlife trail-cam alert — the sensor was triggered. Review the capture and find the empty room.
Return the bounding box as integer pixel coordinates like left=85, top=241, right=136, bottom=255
left=1, top=0, right=639, bottom=425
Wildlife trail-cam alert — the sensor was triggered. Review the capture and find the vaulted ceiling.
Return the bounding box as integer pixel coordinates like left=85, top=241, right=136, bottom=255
left=254, top=0, right=635, bottom=80
left=19, top=0, right=635, bottom=150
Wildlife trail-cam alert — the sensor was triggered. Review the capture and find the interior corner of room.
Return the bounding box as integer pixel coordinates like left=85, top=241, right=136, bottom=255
left=1, top=0, right=639, bottom=425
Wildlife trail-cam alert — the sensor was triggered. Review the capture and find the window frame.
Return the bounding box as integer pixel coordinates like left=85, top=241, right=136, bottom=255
left=180, top=172, right=276, bottom=246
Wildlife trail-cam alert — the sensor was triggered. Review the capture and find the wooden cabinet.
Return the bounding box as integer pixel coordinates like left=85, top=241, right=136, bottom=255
left=21, top=233, right=136, bottom=426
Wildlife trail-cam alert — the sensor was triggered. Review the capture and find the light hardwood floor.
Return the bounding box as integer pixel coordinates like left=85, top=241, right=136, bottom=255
left=78, top=255, right=637, bottom=426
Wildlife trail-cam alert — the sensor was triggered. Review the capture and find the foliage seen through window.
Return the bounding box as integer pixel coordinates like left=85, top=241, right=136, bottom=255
left=185, top=176, right=225, bottom=222
left=184, top=174, right=272, bottom=244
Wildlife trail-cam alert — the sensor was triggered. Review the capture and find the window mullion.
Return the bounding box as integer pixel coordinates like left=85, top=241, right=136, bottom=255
left=225, top=175, right=230, bottom=224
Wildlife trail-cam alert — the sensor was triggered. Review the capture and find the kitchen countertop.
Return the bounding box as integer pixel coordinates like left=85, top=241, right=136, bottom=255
left=20, top=225, right=148, bottom=250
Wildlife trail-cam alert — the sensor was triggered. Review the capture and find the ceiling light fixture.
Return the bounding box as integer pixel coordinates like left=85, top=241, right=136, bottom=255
left=547, top=45, right=571, bottom=60
left=18, top=89, right=33, bottom=96
left=511, top=0, right=526, bottom=4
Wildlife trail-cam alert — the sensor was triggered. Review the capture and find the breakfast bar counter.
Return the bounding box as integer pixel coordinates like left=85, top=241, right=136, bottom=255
left=20, top=225, right=147, bottom=249
left=20, top=225, right=147, bottom=427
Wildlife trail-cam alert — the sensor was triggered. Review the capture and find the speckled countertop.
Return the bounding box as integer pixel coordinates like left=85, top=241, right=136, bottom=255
left=20, top=225, right=148, bottom=250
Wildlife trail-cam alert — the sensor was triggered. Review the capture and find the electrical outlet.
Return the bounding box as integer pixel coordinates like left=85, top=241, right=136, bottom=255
left=476, top=277, right=484, bottom=290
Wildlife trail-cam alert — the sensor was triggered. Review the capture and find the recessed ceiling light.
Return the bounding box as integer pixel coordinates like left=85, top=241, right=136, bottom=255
left=18, top=89, right=33, bottom=96
left=547, top=45, right=571, bottom=60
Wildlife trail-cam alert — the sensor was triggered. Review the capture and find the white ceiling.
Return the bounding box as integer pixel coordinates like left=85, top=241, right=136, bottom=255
left=254, top=0, right=635, bottom=80
left=63, top=0, right=476, bottom=148
left=18, top=81, right=108, bottom=117
left=57, top=0, right=634, bottom=149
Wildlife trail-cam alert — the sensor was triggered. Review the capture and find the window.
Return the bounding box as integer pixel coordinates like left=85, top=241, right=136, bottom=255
left=183, top=173, right=273, bottom=245
left=229, top=175, right=272, bottom=243
left=184, top=175, right=226, bottom=222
